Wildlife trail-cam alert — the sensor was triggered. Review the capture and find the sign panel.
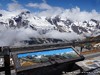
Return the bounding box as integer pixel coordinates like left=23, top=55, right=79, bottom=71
left=11, top=46, right=84, bottom=73
left=17, top=48, right=80, bottom=67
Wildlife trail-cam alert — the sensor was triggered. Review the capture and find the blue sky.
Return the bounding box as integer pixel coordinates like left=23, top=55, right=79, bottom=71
left=18, top=48, right=77, bottom=58
left=0, top=0, right=100, bottom=12
left=0, top=0, right=100, bottom=21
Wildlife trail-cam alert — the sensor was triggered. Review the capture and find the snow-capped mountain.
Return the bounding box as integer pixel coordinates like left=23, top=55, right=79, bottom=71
left=0, top=11, right=100, bottom=46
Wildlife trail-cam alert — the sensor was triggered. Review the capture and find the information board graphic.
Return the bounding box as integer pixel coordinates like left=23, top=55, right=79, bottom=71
left=17, top=48, right=79, bottom=67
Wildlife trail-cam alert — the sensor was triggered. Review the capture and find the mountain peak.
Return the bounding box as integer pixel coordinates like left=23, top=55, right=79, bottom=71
left=0, top=11, right=100, bottom=46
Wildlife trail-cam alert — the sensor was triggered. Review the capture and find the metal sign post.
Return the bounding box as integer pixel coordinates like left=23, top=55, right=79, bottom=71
left=3, top=47, right=11, bottom=75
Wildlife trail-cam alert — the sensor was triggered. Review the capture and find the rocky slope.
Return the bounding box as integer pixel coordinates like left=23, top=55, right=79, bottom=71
left=0, top=11, right=100, bottom=46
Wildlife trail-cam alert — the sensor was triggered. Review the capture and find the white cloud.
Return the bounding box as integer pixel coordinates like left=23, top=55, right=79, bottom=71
left=37, top=7, right=64, bottom=17
left=60, top=7, right=100, bottom=21
left=31, top=3, right=100, bottom=21
left=7, top=2, right=23, bottom=11
left=0, top=28, right=40, bottom=46
left=7, top=0, right=28, bottom=12
left=27, top=1, right=100, bottom=21
left=27, top=0, right=51, bottom=10
left=27, top=2, right=64, bottom=17
left=45, top=30, right=85, bottom=41
left=27, top=3, right=52, bottom=10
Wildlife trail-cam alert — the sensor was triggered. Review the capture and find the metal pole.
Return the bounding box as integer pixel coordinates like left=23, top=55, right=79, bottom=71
left=3, top=47, right=11, bottom=75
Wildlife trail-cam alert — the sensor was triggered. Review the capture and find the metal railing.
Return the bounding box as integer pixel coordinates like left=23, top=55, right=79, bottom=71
left=0, top=39, right=99, bottom=75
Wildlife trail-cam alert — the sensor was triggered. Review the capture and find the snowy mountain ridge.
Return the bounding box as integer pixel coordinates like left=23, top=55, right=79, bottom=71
left=0, top=10, right=100, bottom=46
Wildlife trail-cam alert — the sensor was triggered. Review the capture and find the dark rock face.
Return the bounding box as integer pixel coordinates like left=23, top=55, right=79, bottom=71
left=46, top=18, right=53, bottom=25
left=30, top=25, right=37, bottom=30
left=0, top=22, right=6, bottom=25
left=9, top=19, right=15, bottom=27
left=22, top=20, right=29, bottom=27
left=51, top=16, right=60, bottom=26
left=56, top=25, right=66, bottom=32
left=52, top=18, right=58, bottom=26
left=14, top=16, right=22, bottom=28
left=71, top=25, right=80, bottom=34
left=96, top=24, right=100, bottom=29
left=91, top=19, right=98, bottom=24
left=54, top=16, right=60, bottom=22
left=0, top=14, right=2, bottom=17
left=21, top=11, right=30, bottom=15
left=63, top=19, right=73, bottom=26
left=83, top=21, right=87, bottom=23
left=24, top=38, right=64, bottom=45
left=78, top=27, right=87, bottom=33
left=71, top=25, right=88, bottom=34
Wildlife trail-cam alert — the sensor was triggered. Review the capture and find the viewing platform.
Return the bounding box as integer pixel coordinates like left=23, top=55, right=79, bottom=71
left=0, top=40, right=99, bottom=75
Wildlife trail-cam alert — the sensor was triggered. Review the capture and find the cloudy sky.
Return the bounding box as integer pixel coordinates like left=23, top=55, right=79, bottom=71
left=0, top=0, right=100, bottom=12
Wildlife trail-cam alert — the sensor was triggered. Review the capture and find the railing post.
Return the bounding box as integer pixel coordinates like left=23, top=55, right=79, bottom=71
left=3, top=47, right=11, bottom=75
left=72, top=41, right=75, bottom=48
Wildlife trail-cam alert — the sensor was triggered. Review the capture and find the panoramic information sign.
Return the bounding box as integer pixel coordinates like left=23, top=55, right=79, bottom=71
left=17, top=47, right=80, bottom=67
left=11, top=46, right=84, bottom=74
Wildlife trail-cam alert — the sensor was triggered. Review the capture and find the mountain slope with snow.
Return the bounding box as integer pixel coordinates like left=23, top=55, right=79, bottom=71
left=0, top=10, right=100, bottom=46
